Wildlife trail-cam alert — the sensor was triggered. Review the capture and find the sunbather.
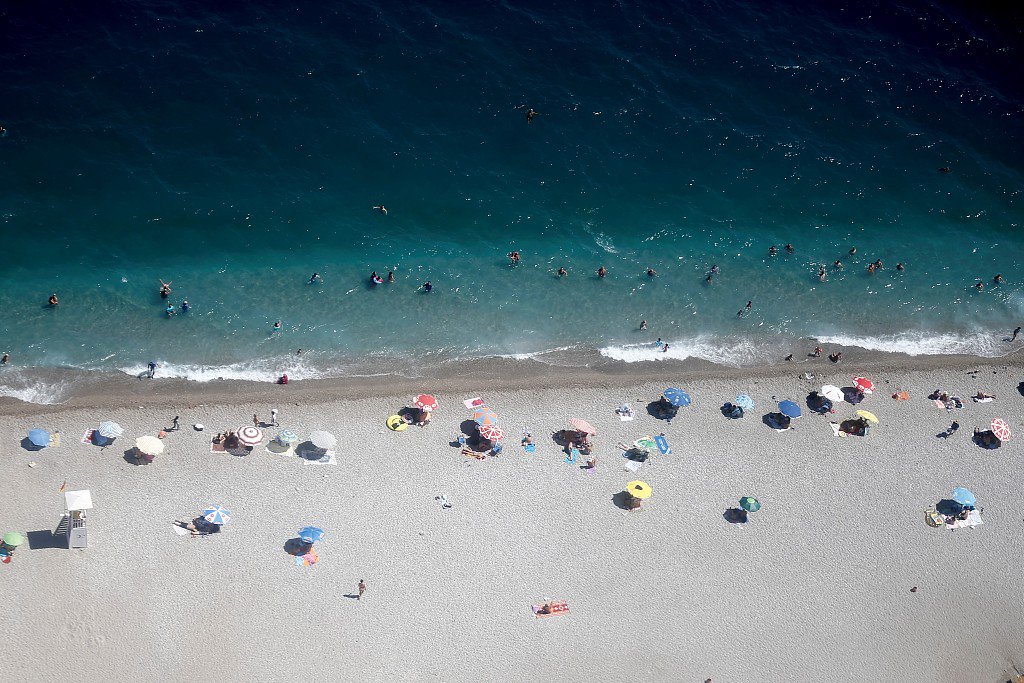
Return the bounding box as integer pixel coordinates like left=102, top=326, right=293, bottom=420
left=972, top=391, right=995, bottom=402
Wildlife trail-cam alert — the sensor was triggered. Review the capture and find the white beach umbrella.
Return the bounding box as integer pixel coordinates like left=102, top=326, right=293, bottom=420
left=309, top=430, right=336, bottom=450
left=821, top=385, right=844, bottom=402
left=98, top=421, right=124, bottom=439
left=135, top=435, right=164, bottom=456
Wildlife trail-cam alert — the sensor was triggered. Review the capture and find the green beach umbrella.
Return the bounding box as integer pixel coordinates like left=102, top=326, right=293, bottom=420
left=739, top=497, right=761, bottom=513
left=3, top=532, right=25, bottom=547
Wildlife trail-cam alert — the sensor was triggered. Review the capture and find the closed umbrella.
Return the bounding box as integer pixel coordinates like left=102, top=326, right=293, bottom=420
left=663, top=388, right=692, bottom=407
left=478, top=424, right=505, bottom=441
left=97, top=421, right=124, bottom=439
left=135, top=435, right=164, bottom=456
left=414, top=394, right=439, bottom=411
left=202, top=505, right=232, bottom=525
left=276, top=429, right=299, bottom=445
left=734, top=394, right=755, bottom=410
left=236, top=426, right=263, bottom=447
left=739, top=496, right=761, bottom=512
left=853, top=377, right=874, bottom=394
left=309, top=431, right=336, bottom=449
left=298, top=526, right=325, bottom=543
left=778, top=400, right=802, bottom=418
left=28, top=429, right=51, bottom=448
left=855, top=410, right=879, bottom=424
left=568, top=418, right=596, bottom=435
left=821, top=385, right=844, bottom=402
left=472, top=407, right=499, bottom=427
left=3, top=532, right=24, bottom=547
left=951, top=487, right=976, bottom=508
left=626, top=481, right=652, bottom=499
left=990, top=418, right=1011, bottom=441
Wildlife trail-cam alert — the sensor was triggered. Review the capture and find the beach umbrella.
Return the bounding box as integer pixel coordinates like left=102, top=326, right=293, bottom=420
left=778, top=400, right=802, bottom=418
left=853, top=377, right=874, bottom=394
left=202, top=505, right=232, bottom=525
left=821, top=385, right=844, bottom=402
left=855, top=410, right=879, bottom=424
left=663, top=388, right=692, bottom=407
left=236, top=426, right=263, bottom=447
left=734, top=394, right=755, bottom=410
left=276, top=429, right=299, bottom=445
left=135, top=435, right=164, bottom=456
left=991, top=418, right=1011, bottom=442
left=568, top=418, right=596, bottom=435
left=309, top=430, right=336, bottom=450
left=951, top=487, right=976, bottom=508
left=625, top=481, right=652, bottom=500
left=28, top=429, right=51, bottom=448
left=2, top=532, right=24, bottom=547
left=472, top=407, right=499, bottom=427
left=97, top=421, right=124, bottom=439
left=298, top=526, right=325, bottom=543
left=478, top=424, right=505, bottom=441
left=739, top=496, right=761, bottom=512
left=413, top=394, right=439, bottom=411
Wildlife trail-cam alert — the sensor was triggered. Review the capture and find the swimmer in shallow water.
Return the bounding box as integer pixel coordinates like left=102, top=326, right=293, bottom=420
left=975, top=281, right=984, bottom=291
left=849, top=247, right=857, bottom=256
left=646, top=268, right=657, bottom=277
left=308, top=272, right=322, bottom=284
left=597, top=266, right=607, bottom=278
left=48, top=293, right=59, bottom=306
left=181, top=299, right=189, bottom=313
left=556, top=267, right=567, bottom=277
left=993, top=273, right=1004, bottom=284
left=785, top=243, right=794, bottom=253
left=833, top=260, right=843, bottom=269
left=372, top=205, right=388, bottom=215
left=387, top=270, right=395, bottom=283
left=768, top=245, right=778, bottom=256
left=896, top=263, right=904, bottom=271
left=159, top=279, right=172, bottom=298
left=526, top=108, right=538, bottom=123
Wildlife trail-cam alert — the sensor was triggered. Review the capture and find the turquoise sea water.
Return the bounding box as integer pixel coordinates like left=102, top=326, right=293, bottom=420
left=1, top=1, right=1022, bottom=401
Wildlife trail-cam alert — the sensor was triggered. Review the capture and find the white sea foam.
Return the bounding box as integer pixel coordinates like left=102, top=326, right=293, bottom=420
left=814, top=332, right=1007, bottom=357
left=599, top=337, right=773, bottom=367
left=493, top=346, right=575, bottom=361
left=0, top=377, right=72, bottom=405
left=117, top=358, right=326, bottom=383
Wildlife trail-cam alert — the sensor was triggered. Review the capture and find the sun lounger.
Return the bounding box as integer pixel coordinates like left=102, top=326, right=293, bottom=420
left=532, top=601, right=569, bottom=618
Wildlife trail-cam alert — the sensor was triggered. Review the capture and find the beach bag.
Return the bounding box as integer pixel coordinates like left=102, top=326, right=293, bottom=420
left=925, top=508, right=945, bottom=528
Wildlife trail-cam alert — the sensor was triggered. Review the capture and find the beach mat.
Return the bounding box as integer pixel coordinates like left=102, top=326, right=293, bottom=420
left=463, top=397, right=485, bottom=410
left=296, top=444, right=336, bottom=465
left=623, top=458, right=644, bottom=472
left=266, top=441, right=296, bottom=457
left=532, top=602, right=569, bottom=618
left=80, top=429, right=95, bottom=444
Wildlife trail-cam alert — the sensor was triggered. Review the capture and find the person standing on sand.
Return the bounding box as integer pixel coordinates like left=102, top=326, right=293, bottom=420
left=358, top=579, right=366, bottom=600
left=253, top=414, right=260, bottom=428
left=148, top=361, right=157, bottom=379
left=1011, top=326, right=1021, bottom=342
left=270, top=408, right=279, bottom=427
left=171, top=416, right=180, bottom=431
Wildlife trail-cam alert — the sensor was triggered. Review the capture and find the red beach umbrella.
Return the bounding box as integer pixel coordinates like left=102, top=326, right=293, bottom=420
left=991, top=418, right=1011, bottom=441
left=853, top=377, right=874, bottom=394
left=414, top=394, right=439, bottom=411
left=568, top=418, right=596, bottom=435
left=478, top=424, right=505, bottom=441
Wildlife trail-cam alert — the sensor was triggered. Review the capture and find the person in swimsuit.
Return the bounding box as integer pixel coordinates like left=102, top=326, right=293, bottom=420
left=597, top=266, right=607, bottom=278
left=48, top=293, right=59, bottom=306
left=768, top=245, right=778, bottom=256
left=387, top=271, right=395, bottom=282
left=422, top=281, right=433, bottom=293
left=181, top=299, right=189, bottom=313
left=308, top=272, right=322, bottom=284
left=646, top=268, right=657, bottom=277
left=372, top=205, right=387, bottom=215
left=159, top=279, right=172, bottom=298
left=526, top=108, right=538, bottom=123
left=557, top=267, right=567, bottom=277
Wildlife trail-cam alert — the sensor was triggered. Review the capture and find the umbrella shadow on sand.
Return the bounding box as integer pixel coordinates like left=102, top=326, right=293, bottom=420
left=123, top=448, right=153, bottom=465
left=20, top=437, right=46, bottom=452
left=611, top=491, right=633, bottom=510
left=1017, top=382, right=1024, bottom=397
left=935, top=499, right=963, bottom=516
left=762, top=413, right=791, bottom=430
left=723, top=508, right=748, bottom=525
left=646, top=401, right=678, bottom=422
left=283, top=537, right=313, bottom=556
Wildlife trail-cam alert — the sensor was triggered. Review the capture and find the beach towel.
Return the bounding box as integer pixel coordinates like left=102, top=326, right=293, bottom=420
left=623, top=458, right=643, bottom=472
left=210, top=440, right=226, bottom=453
left=463, top=397, right=485, bottom=410
left=294, top=549, right=319, bottom=567
left=171, top=524, right=191, bottom=536
left=946, top=510, right=983, bottom=530
left=532, top=601, right=569, bottom=618
left=565, top=448, right=578, bottom=464
left=892, top=391, right=910, bottom=401
left=972, top=397, right=994, bottom=403
left=461, top=447, right=486, bottom=460
left=300, top=448, right=336, bottom=465
left=523, top=443, right=536, bottom=453
left=80, top=429, right=95, bottom=444
left=50, top=432, right=61, bottom=448
left=654, top=435, right=671, bottom=455
left=266, top=441, right=296, bottom=457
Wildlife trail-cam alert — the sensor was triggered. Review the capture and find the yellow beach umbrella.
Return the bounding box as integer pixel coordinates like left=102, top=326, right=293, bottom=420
left=855, top=410, right=879, bottom=424
left=625, top=480, right=652, bottom=499
left=135, top=435, right=165, bottom=456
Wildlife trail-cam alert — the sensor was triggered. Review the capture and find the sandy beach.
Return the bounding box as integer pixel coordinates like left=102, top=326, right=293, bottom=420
left=2, top=355, right=1023, bottom=682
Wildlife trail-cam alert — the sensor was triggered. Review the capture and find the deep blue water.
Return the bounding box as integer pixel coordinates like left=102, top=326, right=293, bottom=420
left=1, top=0, right=1023, bottom=399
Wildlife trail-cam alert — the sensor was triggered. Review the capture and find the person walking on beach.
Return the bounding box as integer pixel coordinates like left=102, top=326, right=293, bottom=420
left=253, top=414, right=260, bottom=428
left=148, top=361, right=157, bottom=379
left=358, top=579, right=366, bottom=600
left=171, top=416, right=180, bottom=431
left=270, top=408, right=279, bottom=427
left=1011, top=326, right=1021, bottom=342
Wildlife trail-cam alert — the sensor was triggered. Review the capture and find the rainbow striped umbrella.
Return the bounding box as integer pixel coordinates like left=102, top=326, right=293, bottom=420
left=472, top=407, right=499, bottom=427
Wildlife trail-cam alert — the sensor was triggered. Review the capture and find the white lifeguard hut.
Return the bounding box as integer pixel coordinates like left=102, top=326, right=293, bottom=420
left=63, top=489, right=93, bottom=549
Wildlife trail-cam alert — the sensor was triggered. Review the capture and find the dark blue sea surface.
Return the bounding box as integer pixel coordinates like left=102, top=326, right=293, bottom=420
left=1, top=1, right=1022, bottom=400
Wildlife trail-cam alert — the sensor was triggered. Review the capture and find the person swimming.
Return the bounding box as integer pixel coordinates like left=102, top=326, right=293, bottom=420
left=710, top=265, right=720, bottom=274
left=48, top=293, right=59, bottom=306
left=784, top=243, right=795, bottom=253
left=159, top=279, right=172, bottom=298
left=422, top=280, right=433, bottom=293
left=273, top=320, right=282, bottom=330
left=833, top=260, right=843, bottom=269
left=597, top=266, right=607, bottom=278
left=508, top=251, right=521, bottom=265
left=768, top=245, right=778, bottom=256
left=308, top=272, right=322, bottom=284
left=896, top=263, right=905, bottom=271
left=818, top=265, right=826, bottom=282
left=646, top=268, right=657, bottom=277
left=975, top=281, right=985, bottom=291
left=165, top=303, right=175, bottom=316
left=181, top=299, right=189, bottom=313
left=994, top=273, right=1004, bottom=284
left=526, top=108, right=538, bottom=123
left=387, top=270, right=395, bottom=282
left=557, top=267, right=567, bottom=277
left=849, top=247, right=857, bottom=256
left=370, top=271, right=383, bottom=284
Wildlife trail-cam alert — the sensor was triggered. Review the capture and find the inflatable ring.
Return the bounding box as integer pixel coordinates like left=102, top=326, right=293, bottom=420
left=386, top=415, right=407, bottom=432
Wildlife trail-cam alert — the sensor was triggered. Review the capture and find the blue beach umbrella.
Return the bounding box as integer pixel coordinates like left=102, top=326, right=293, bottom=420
left=663, top=388, right=692, bottom=407
left=778, top=400, right=802, bottom=419
left=28, top=429, right=51, bottom=447
left=951, top=487, right=976, bottom=508
left=202, top=505, right=232, bottom=525
left=277, top=430, right=299, bottom=445
left=298, top=526, right=325, bottom=543
left=734, top=394, right=755, bottom=410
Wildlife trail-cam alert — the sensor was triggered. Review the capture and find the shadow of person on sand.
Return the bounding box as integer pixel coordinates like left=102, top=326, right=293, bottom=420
left=611, top=490, right=633, bottom=510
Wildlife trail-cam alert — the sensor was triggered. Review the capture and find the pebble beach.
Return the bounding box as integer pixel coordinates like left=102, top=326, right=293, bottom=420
left=2, top=356, right=1022, bottom=682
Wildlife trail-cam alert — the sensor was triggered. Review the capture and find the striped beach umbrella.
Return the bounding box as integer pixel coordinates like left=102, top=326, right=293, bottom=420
left=472, top=407, right=498, bottom=427
left=28, top=429, right=51, bottom=448
left=734, top=394, right=755, bottom=410
left=276, top=429, right=299, bottom=445
left=663, top=388, right=692, bottom=407
left=414, top=394, right=439, bottom=411
left=478, top=424, right=505, bottom=441
left=568, top=418, right=596, bottom=435
left=853, top=377, right=874, bottom=394
left=298, top=526, right=325, bottom=543
left=991, top=418, right=1011, bottom=441
left=97, top=421, right=124, bottom=439
left=236, top=426, right=263, bottom=447
left=135, top=435, right=164, bottom=456
left=309, top=430, right=336, bottom=449
left=202, top=505, right=232, bottom=525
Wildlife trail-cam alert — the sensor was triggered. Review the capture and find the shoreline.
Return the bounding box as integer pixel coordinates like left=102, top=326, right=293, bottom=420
left=2, top=343, right=1022, bottom=416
